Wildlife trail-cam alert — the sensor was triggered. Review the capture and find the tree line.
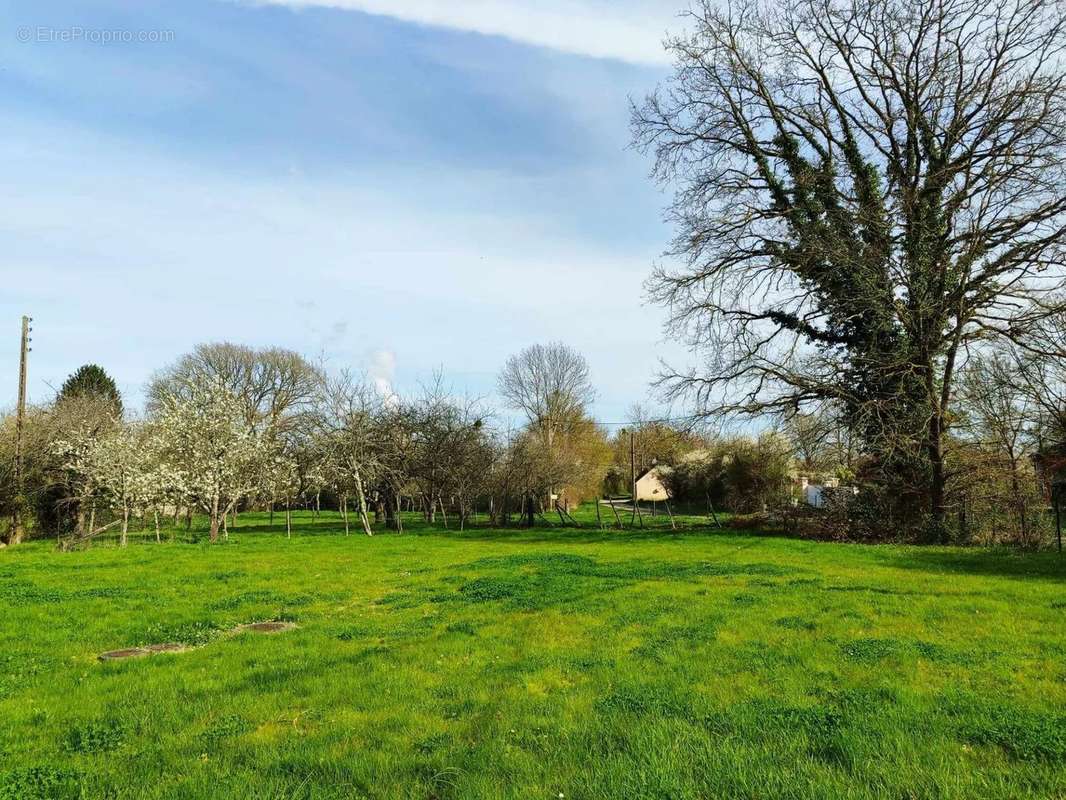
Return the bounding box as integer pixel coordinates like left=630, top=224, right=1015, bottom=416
left=0, top=342, right=647, bottom=546
left=2, top=330, right=1064, bottom=548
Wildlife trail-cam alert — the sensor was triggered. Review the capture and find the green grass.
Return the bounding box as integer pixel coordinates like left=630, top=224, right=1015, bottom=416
left=1, top=509, right=1064, bottom=799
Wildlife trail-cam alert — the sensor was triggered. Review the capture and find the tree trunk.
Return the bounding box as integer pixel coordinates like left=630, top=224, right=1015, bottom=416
left=77, top=491, right=89, bottom=535
left=154, top=509, right=161, bottom=543
left=927, top=413, right=948, bottom=543
left=120, top=507, right=129, bottom=547
left=384, top=491, right=399, bottom=531
left=353, top=470, right=374, bottom=536
left=209, top=493, right=220, bottom=542
left=286, top=503, right=292, bottom=538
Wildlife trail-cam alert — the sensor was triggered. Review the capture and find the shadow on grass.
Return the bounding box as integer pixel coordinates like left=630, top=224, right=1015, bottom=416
left=228, top=522, right=350, bottom=537
left=286, top=523, right=1066, bottom=581
left=116, top=514, right=1066, bottom=583
left=224, top=524, right=752, bottom=545
left=216, top=513, right=748, bottom=544
left=872, top=546, right=1066, bottom=581
left=398, top=522, right=760, bottom=545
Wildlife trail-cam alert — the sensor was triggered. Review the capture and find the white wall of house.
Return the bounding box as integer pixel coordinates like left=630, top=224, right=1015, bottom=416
left=805, top=483, right=858, bottom=508
left=806, top=484, right=825, bottom=508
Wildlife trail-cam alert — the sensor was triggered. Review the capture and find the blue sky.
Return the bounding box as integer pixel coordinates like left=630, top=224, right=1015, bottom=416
left=0, top=0, right=692, bottom=422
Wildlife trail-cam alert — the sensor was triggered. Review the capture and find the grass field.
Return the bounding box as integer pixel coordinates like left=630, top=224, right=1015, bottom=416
left=1, top=510, right=1064, bottom=799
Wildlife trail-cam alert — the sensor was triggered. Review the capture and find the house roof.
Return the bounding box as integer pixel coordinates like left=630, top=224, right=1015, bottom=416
left=636, top=464, right=673, bottom=482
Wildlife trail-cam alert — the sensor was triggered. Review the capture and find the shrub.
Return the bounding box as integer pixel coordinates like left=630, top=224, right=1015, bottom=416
left=723, top=434, right=793, bottom=513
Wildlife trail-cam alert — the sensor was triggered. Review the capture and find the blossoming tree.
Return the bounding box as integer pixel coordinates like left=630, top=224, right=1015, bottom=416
left=155, top=379, right=268, bottom=542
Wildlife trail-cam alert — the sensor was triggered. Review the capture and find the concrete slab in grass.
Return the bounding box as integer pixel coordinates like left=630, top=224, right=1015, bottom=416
left=98, top=642, right=187, bottom=661
left=98, top=622, right=295, bottom=661
left=236, top=621, right=297, bottom=634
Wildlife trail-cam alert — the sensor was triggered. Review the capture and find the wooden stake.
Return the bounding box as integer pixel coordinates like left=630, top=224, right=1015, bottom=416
left=1054, top=483, right=1062, bottom=554
left=707, top=493, right=722, bottom=528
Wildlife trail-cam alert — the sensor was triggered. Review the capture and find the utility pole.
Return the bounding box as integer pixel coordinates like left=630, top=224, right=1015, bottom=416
left=9, top=315, right=31, bottom=545
left=630, top=429, right=636, bottom=505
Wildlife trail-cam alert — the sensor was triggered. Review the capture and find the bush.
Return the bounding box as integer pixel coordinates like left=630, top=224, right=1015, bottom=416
left=664, top=434, right=792, bottom=514
left=662, top=452, right=727, bottom=507
left=723, top=434, right=793, bottom=513
left=727, top=512, right=777, bottom=531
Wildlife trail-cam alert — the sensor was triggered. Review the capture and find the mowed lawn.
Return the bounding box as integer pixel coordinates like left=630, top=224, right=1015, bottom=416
left=1, top=512, right=1064, bottom=799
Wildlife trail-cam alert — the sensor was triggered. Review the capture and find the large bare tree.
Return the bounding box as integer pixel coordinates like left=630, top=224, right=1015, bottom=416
left=498, top=343, right=596, bottom=515
left=497, top=342, right=595, bottom=445
left=633, top=0, right=1066, bottom=536
left=148, top=342, right=322, bottom=436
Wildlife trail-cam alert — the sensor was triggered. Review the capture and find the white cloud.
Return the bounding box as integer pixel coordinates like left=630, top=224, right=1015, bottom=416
left=367, top=349, right=398, bottom=403
left=249, top=0, right=677, bottom=65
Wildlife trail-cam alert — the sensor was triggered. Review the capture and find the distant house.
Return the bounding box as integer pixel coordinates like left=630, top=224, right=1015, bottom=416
left=635, top=465, right=673, bottom=502
left=795, top=474, right=857, bottom=508
left=805, top=482, right=829, bottom=508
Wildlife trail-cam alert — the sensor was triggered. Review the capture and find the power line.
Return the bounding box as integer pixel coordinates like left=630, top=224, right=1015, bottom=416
left=591, top=414, right=707, bottom=427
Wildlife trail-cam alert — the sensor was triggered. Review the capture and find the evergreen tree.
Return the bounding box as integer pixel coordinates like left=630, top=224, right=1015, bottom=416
left=58, top=364, right=123, bottom=417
